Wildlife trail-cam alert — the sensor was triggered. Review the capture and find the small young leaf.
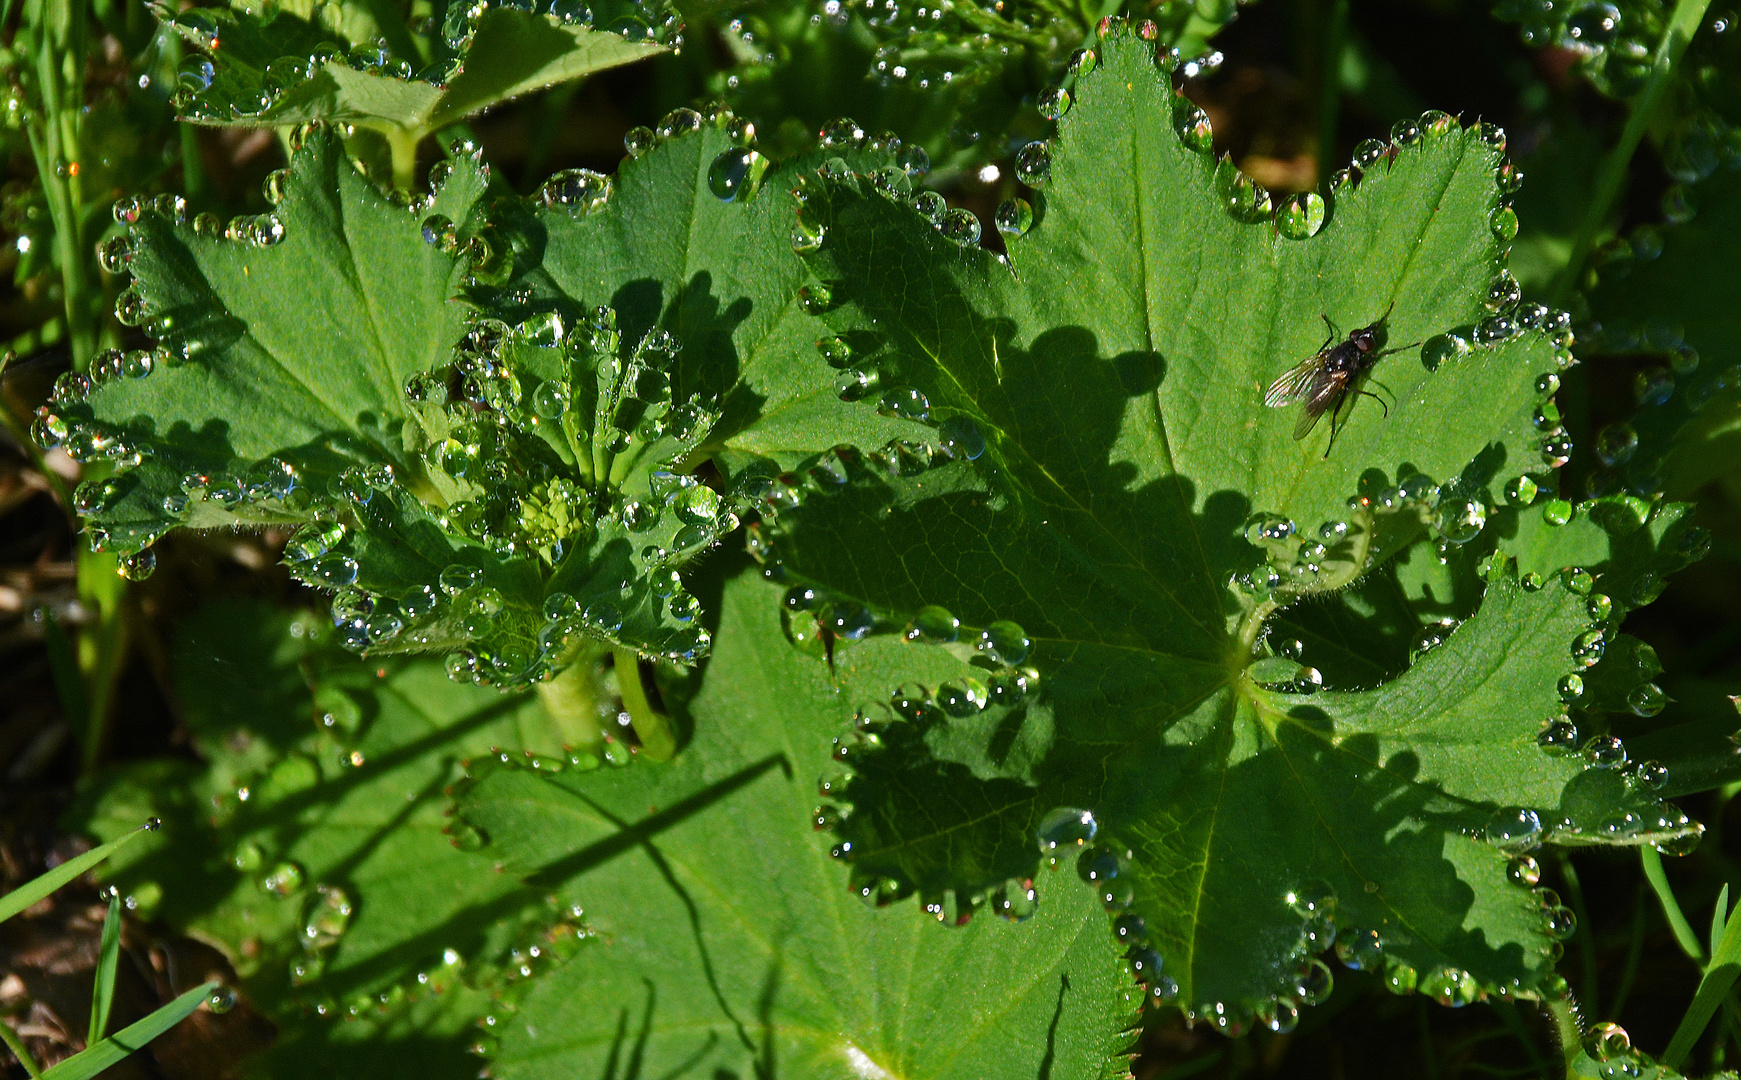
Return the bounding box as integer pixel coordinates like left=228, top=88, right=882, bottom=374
left=87, top=891, right=122, bottom=1046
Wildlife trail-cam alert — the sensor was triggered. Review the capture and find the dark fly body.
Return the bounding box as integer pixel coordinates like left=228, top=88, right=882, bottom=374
left=1264, top=303, right=1418, bottom=457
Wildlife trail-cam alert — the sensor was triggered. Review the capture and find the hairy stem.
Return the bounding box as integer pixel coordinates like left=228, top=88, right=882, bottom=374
left=1543, top=997, right=1583, bottom=1078
left=1547, top=0, right=1714, bottom=305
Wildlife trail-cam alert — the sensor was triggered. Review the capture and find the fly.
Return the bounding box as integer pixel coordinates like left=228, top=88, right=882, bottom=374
left=1264, top=303, right=1418, bottom=458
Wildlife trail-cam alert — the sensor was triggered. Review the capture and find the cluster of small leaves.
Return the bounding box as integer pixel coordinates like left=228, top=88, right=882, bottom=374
left=159, top=0, right=667, bottom=141
left=39, top=126, right=727, bottom=685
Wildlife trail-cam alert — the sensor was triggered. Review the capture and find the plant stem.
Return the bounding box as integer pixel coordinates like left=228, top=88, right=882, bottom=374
left=1544, top=998, right=1584, bottom=1078
left=1547, top=0, right=1714, bottom=305
left=1556, top=851, right=1601, bottom=1015
left=1642, top=845, right=1705, bottom=962
left=387, top=127, right=422, bottom=192
left=614, top=647, right=675, bottom=761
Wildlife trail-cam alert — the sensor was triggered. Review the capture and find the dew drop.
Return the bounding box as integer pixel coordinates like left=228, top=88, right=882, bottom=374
left=1626, top=682, right=1667, bottom=717
left=1485, top=270, right=1521, bottom=311
left=1038, top=86, right=1071, bottom=120
left=1293, top=959, right=1334, bottom=1005
left=940, top=207, right=981, bottom=246
left=1504, top=475, right=1539, bottom=506
left=655, top=108, right=703, bottom=139
left=439, top=564, right=482, bottom=594
left=907, top=604, right=959, bottom=643
left=1036, top=807, right=1096, bottom=853
left=262, top=860, right=306, bottom=896
left=119, top=548, right=157, bottom=581
left=1583, top=734, right=1627, bottom=768
left=1014, top=141, right=1051, bottom=186
left=538, top=169, right=612, bottom=212
left=1594, top=422, right=1638, bottom=466
left=623, top=126, right=655, bottom=157
left=310, top=554, right=359, bottom=588
left=1539, top=716, right=1579, bottom=750
left=707, top=148, right=767, bottom=202
left=1352, top=138, right=1388, bottom=170
left=1486, top=807, right=1542, bottom=849
left=1275, top=192, right=1325, bottom=239
left=978, top=620, right=1031, bottom=665
left=1335, top=927, right=1383, bottom=971
left=206, top=985, right=238, bottom=1014
left=994, top=198, right=1034, bottom=237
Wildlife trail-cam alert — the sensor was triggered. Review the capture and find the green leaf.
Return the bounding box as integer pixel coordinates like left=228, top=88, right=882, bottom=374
left=494, top=115, right=923, bottom=469
left=56, top=127, right=722, bottom=683
left=451, top=568, right=1134, bottom=1079
left=87, top=892, right=122, bottom=1045
left=0, top=822, right=154, bottom=924
left=169, top=4, right=664, bottom=142
left=66, top=599, right=586, bottom=1079
left=1585, top=169, right=1741, bottom=499
left=37, top=980, right=217, bottom=1080
left=747, top=26, right=1697, bottom=1020
left=1666, top=893, right=1741, bottom=1069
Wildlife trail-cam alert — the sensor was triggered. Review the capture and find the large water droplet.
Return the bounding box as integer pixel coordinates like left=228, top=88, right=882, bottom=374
left=707, top=148, right=767, bottom=202
left=1486, top=807, right=1542, bottom=849
left=1036, top=807, right=1096, bottom=853
left=994, top=198, right=1034, bottom=238
left=538, top=169, right=612, bottom=212
left=1014, top=141, right=1052, bottom=186
left=1275, top=193, right=1324, bottom=239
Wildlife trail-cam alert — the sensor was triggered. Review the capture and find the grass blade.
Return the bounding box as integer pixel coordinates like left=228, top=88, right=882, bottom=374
left=38, top=981, right=215, bottom=1080
left=0, top=821, right=156, bottom=924
left=1714, top=883, right=1731, bottom=961
left=1665, top=896, right=1741, bottom=1068
left=0, top=1020, right=43, bottom=1078
left=87, top=891, right=122, bottom=1045
left=1642, top=846, right=1705, bottom=962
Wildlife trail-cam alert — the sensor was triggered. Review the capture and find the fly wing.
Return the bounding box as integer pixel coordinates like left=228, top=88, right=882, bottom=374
left=1293, top=371, right=1349, bottom=441
left=1264, top=354, right=1325, bottom=408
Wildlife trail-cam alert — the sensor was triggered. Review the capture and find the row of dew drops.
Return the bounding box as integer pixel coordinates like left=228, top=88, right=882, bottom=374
left=815, top=616, right=1043, bottom=919
left=209, top=722, right=628, bottom=1026
left=41, top=124, right=504, bottom=564
left=806, top=24, right=1530, bottom=258
left=1231, top=417, right=1565, bottom=612
left=781, top=582, right=1660, bottom=1030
